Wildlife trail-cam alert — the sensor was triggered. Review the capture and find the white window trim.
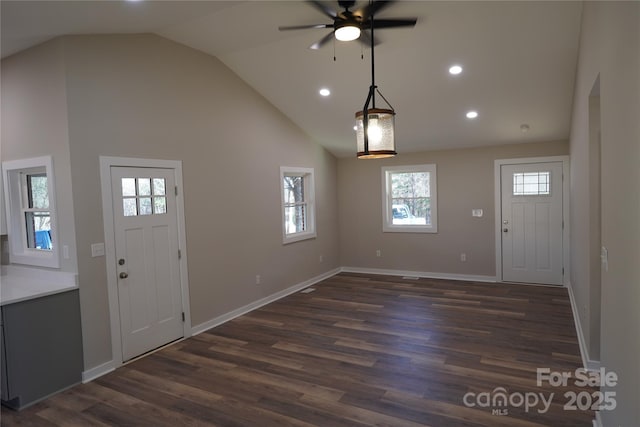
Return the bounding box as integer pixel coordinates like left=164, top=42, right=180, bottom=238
left=280, top=166, right=316, bottom=244
left=2, top=156, right=60, bottom=268
left=382, top=164, right=438, bottom=233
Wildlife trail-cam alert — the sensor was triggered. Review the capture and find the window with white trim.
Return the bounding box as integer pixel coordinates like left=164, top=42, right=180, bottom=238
left=2, top=156, right=60, bottom=268
left=281, top=167, right=316, bottom=244
left=382, top=164, right=437, bottom=233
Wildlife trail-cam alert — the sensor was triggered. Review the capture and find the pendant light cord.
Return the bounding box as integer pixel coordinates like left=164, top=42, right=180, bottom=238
left=370, top=0, right=376, bottom=108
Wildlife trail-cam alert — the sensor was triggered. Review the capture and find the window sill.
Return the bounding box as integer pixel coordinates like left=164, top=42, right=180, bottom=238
left=383, top=226, right=438, bottom=233
left=283, top=232, right=317, bottom=245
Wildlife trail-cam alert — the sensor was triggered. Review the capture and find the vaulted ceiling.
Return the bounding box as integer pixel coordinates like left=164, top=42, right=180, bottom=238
left=1, top=1, right=582, bottom=157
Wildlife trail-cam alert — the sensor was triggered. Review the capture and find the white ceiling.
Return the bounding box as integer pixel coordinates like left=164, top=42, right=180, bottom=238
left=1, top=1, right=583, bottom=157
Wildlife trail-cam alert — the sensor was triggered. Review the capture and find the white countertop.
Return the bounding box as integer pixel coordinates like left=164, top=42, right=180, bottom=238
left=0, top=265, right=78, bottom=306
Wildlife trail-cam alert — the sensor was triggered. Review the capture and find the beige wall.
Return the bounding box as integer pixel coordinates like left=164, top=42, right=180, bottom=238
left=569, top=2, right=640, bottom=425
left=1, top=39, right=78, bottom=273
left=1, top=34, right=340, bottom=371
left=338, top=141, right=568, bottom=276
left=62, top=34, right=340, bottom=369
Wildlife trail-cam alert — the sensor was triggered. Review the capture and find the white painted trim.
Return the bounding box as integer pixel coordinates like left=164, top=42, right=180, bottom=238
left=593, top=411, right=603, bottom=427
left=341, top=266, right=497, bottom=283
left=566, top=281, right=601, bottom=371
left=2, top=156, right=61, bottom=268
left=192, top=267, right=341, bottom=336
left=82, top=360, right=115, bottom=383
left=280, top=166, right=317, bottom=245
left=381, top=164, right=438, bottom=234
left=494, top=156, right=570, bottom=285
left=99, top=156, right=191, bottom=369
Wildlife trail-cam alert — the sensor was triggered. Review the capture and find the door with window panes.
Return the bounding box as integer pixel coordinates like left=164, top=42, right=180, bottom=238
left=501, top=162, right=563, bottom=285
left=110, top=166, right=183, bottom=361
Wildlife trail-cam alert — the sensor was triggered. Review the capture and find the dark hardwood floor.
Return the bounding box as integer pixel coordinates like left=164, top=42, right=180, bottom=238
left=1, top=273, right=596, bottom=426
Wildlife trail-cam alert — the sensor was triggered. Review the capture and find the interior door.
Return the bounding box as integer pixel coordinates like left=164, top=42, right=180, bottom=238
left=501, top=162, right=563, bottom=285
left=111, top=166, right=183, bottom=361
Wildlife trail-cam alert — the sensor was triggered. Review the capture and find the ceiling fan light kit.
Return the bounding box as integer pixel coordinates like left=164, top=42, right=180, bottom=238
left=279, top=1, right=417, bottom=50
left=335, top=23, right=361, bottom=41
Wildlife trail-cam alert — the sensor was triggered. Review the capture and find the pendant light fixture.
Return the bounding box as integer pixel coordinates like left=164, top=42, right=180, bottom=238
left=355, top=2, right=396, bottom=159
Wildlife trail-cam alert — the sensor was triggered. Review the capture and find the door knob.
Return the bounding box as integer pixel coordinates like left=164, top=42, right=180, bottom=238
left=503, top=228, right=509, bottom=232
left=119, top=272, right=128, bottom=279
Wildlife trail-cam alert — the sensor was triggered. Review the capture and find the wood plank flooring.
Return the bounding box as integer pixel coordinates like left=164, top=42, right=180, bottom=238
left=1, top=273, right=596, bottom=426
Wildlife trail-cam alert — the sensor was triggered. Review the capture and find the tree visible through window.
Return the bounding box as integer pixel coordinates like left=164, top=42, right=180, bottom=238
left=23, top=172, right=52, bottom=250
left=383, top=164, right=438, bottom=233
left=281, top=167, right=316, bottom=244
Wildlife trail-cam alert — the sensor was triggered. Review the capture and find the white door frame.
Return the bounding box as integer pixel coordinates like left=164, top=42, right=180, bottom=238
left=494, top=156, right=570, bottom=286
left=99, top=156, right=191, bottom=367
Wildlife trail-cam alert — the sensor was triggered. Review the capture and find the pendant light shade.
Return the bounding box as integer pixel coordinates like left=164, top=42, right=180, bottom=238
left=355, top=108, right=396, bottom=158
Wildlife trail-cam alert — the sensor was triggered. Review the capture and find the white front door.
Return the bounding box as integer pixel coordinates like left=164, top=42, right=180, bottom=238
left=501, top=162, right=564, bottom=285
left=110, top=166, right=184, bottom=361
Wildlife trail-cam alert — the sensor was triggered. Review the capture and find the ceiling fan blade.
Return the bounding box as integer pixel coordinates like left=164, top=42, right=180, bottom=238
left=309, top=31, right=335, bottom=50
left=358, top=30, right=380, bottom=48
left=363, top=18, right=417, bottom=29
left=308, top=0, right=338, bottom=19
left=355, top=0, right=394, bottom=20
left=279, top=24, right=333, bottom=31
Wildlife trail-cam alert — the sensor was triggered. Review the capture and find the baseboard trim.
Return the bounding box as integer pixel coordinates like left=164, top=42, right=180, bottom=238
left=82, top=360, right=115, bottom=383
left=593, top=411, right=603, bottom=427
left=191, top=267, right=341, bottom=336
left=566, top=281, right=601, bottom=371
left=340, top=266, right=497, bottom=283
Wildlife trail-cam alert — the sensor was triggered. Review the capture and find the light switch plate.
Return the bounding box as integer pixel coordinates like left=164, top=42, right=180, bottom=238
left=472, top=209, right=483, bottom=217
left=91, top=243, right=105, bottom=257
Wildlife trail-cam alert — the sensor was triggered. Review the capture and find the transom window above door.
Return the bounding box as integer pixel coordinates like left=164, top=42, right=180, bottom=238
left=121, top=177, right=167, bottom=216
left=512, top=171, right=550, bottom=196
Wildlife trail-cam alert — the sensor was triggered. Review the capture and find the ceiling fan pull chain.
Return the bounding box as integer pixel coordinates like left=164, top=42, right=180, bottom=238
left=333, top=37, right=336, bottom=61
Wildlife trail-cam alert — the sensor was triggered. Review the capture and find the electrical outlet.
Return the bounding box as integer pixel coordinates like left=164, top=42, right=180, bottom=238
left=460, top=253, right=467, bottom=262
left=376, top=250, right=381, bottom=257
left=255, top=275, right=261, bottom=285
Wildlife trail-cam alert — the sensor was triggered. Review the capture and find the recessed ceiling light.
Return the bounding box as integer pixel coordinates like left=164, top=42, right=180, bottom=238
left=520, top=124, right=530, bottom=133
left=449, top=65, right=463, bottom=75
left=466, top=110, right=478, bottom=119
left=319, top=88, right=331, bottom=97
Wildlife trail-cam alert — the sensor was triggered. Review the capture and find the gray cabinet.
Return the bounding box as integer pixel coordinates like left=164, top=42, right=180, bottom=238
left=1, top=289, right=83, bottom=410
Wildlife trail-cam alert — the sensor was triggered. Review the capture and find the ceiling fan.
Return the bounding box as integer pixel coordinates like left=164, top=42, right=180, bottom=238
left=278, top=0, right=417, bottom=50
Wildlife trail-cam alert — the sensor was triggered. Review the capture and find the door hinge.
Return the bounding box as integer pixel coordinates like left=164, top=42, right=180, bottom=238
left=182, top=312, right=185, bottom=322
left=178, top=249, right=182, bottom=259
left=175, top=186, right=178, bottom=196
left=562, top=267, right=565, bottom=275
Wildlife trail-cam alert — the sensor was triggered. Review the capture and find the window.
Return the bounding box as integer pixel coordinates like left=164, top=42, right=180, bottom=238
left=513, top=171, right=550, bottom=195
left=281, top=167, right=316, bottom=244
left=382, top=164, right=438, bottom=233
left=121, top=177, right=167, bottom=216
left=2, top=156, right=60, bottom=268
